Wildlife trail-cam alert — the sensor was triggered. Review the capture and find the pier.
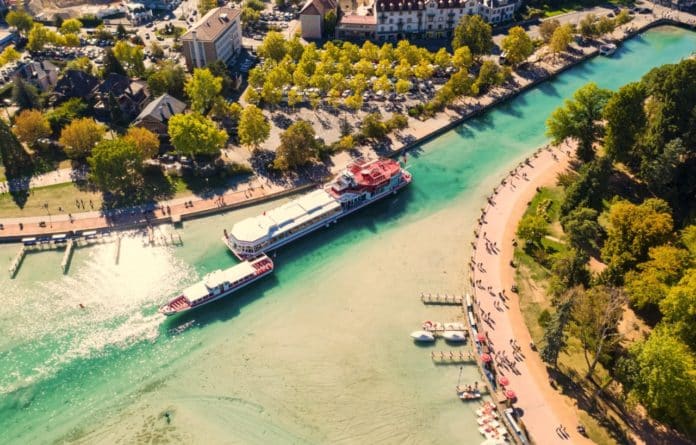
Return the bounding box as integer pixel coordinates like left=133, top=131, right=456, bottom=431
left=420, top=292, right=464, bottom=305
left=61, top=239, right=75, bottom=273
left=8, top=246, right=26, bottom=277
left=431, top=350, right=476, bottom=364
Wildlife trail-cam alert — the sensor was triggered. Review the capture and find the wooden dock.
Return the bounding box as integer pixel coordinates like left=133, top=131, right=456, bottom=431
left=431, top=350, right=476, bottom=364
left=420, top=293, right=464, bottom=305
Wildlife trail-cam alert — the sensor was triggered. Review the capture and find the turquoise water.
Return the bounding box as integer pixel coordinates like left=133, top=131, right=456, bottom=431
left=1, top=27, right=695, bottom=444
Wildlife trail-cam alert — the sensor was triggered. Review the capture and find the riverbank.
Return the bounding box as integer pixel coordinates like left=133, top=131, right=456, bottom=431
left=468, top=144, right=592, bottom=444
left=0, top=15, right=693, bottom=242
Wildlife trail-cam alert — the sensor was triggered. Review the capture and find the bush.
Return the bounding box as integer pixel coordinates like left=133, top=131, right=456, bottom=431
left=538, top=309, right=552, bottom=329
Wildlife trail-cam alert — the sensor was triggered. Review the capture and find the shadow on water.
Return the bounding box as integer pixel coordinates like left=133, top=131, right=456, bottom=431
left=536, top=81, right=561, bottom=98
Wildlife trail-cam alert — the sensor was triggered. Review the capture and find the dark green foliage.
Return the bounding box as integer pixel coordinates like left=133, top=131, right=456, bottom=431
left=46, top=98, right=87, bottom=134
left=102, top=48, right=127, bottom=77
left=560, top=157, right=611, bottom=216
left=541, top=289, right=574, bottom=368
left=12, top=78, right=40, bottom=110
left=560, top=207, right=601, bottom=253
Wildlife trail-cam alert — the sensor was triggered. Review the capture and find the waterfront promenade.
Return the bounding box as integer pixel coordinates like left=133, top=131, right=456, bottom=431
left=468, top=145, right=593, bottom=444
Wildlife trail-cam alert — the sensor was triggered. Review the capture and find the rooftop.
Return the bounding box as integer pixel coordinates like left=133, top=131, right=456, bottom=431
left=230, top=189, right=341, bottom=243
left=133, top=93, right=186, bottom=125
left=183, top=261, right=257, bottom=303
left=340, top=14, right=377, bottom=25
left=181, top=7, right=241, bottom=42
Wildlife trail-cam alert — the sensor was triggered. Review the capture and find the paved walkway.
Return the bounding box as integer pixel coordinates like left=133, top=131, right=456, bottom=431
left=469, top=145, right=594, bottom=444
left=0, top=167, right=87, bottom=193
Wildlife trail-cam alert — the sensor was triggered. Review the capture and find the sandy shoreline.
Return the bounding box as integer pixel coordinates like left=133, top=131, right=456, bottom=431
left=468, top=144, right=597, bottom=444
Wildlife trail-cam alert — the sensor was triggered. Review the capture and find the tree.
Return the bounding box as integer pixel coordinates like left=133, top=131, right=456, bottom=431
left=116, top=24, right=128, bottom=40
left=540, top=288, right=575, bottom=368
left=660, top=269, right=696, bottom=348
left=241, top=7, right=260, bottom=24
left=596, top=16, right=615, bottom=36
left=147, top=61, right=186, bottom=98
left=11, top=78, right=40, bottom=110
left=451, top=46, right=473, bottom=71
left=238, top=105, right=270, bottom=150
left=66, top=56, right=94, bottom=74
left=516, top=214, right=548, bottom=248
left=395, top=79, right=412, bottom=95
left=630, top=328, right=696, bottom=434
left=386, top=113, right=409, bottom=131
left=27, top=23, right=52, bottom=52
left=168, top=112, right=227, bottom=159
left=198, top=0, right=217, bottom=15
left=258, top=31, right=287, bottom=62
left=626, top=246, right=691, bottom=311
left=274, top=120, right=317, bottom=170
left=185, top=68, right=223, bottom=114
left=324, top=10, right=337, bottom=37
left=501, top=26, right=534, bottom=67
left=59, top=118, right=105, bottom=159
left=546, top=82, right=612, bottom=162
left=12, top=109, right=51, bottom=148
left=433, top=48, right=451, bottom=68
left=474, top=60, right=507, bottom=94
left=603, top=82, right=645, bottom=166
left=361, top=113, right=387, bottom=139
left=550, top=249, right=590, bottom=292
left=47, top=98, right=87, bottom=133
left=59, top=18, right=82, bottom=35
left=579, top=14, right=599, bottom=39
left=560, top=157, right=611, bottom=215
left=112, top=41, right=145, bottom=76
left=124, top=126, right=160, bottom=158
left=413, top=61, right=434, bottom=80
left=102, top=48, right=127, bottom=77
left=88, top=138, right=144, bottom=196
left=550, top=24, right=573, bottom=59
left=452, top=15, right=493, bottom=57
left=570, top=286, right=626, bottom=381
left=539, top=19, right=560, bottom=42
left=0, top=46, right=21, bottom=67
left=560, top=207, right=601, bottom=253
left=6, top=10, right=33, bottom=36
left=602, top=199, right=674, bottom=278
left=345, top=93, right=362, bottom=112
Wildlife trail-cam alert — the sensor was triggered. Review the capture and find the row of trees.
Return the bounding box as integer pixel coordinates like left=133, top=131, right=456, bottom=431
left=531, top=59, right=696, bottom=438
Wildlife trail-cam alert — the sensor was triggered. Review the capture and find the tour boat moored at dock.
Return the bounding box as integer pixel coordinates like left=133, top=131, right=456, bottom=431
left=223, top=158, right=411, bottom=259
left=159, top=255, right=274, bottom=316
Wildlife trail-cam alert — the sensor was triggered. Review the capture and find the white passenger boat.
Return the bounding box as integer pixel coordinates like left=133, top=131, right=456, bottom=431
left=442, top=331, right=467, bottom=342
left=599, top=43, right=617, bottom=56
left=159, top=255, right=274, bottom=316
left=410, top=330, right=435, bottom=342
left=223, top=158, right=412, bottom=259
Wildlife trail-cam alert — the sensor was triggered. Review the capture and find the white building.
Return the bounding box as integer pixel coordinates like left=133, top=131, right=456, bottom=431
left=180, top=7, right=243, bottom=71
left=338, top=0, right=519, bottom=41
left=125, top=3, right=153, bottom=24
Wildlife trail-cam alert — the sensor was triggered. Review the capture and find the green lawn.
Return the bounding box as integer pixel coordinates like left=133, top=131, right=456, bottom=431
left=533, top=0, right=634, bottom=17
left=0, top=182, right=102, bottom=218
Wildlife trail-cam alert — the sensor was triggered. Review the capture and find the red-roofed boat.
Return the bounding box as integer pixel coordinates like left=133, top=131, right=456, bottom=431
left=224, top=158, right=411, bottom=259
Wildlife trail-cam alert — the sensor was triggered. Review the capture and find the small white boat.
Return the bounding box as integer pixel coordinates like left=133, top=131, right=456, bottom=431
left=410, top=330, right=435, bottom=342
left=442, top=331, right=467, bottom=342
left=599, top=43, right=617, bottom=56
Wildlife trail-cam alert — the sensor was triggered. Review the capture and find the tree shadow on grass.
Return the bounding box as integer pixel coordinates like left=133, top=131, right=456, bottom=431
left=0, top=137, right=33, bottom=209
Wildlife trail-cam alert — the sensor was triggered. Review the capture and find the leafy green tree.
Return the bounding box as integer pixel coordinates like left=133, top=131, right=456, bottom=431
left=124, top=126, right=160, bottom=159
left=596, top=16, right=615, bottom=35
left=47, top=98, right=87, bottom=133
left=168, top=112, right=227, bottom=158
left=88, top=138, right=144, bottom=196
left=546, top=82, right=612, bottom=162
left=241, top=7, right=260, bottom=24
left=185, top=68, right=223, bottom=114
left=452, top=15, right=493, bottom=57
left=198, top=0, right=217, bottom=15
left=579, top=14, right=599, bottom=38
left=560, top=207, right=601, bottom=253
left=603, top=82, right=646, bottom=165
left=27, top=23, right=52, bottom=52
left=65, top=56, right=94, bottom=74
left=324, top=10, right=337, bottom=37
left=0, top=46, right=21, bottom=67
left=102, top=48, right=127, bottom=77
left=433, top=48, right=451, bottom=68
left=560, top=157, right=611, bottom=215
left=550, top=248, right=590, bottom=293
left=12, top=109, right=51, bottom=148
left=386, top=113, right=409, bottom=131
left=12, top=78, right=40, bottom=110
left=413, top=61, right=434, bottom=80
left=147, top=61, right=186, bottom=98
left=116, top=24, right=128, bottom=40
left=540, top=288, right=575, bottom=368
left=6, top=10, right=34, bottom=36
left=360, top=113, right=387, bottom=139
left=602, top=199, right=674, bottom=279
left=516, top=214, right=548, bottom=248
left=630, top=328, right=696, bottom=434
left=501, top=26, right=534, bottom=67
left=395, top=79, right=412, bottom=95
left=570, top=285, right=626, bottom=380
left=258, top=31, right=287, bottom=62
left=59, top=18, right=82, bottom=34
left=238, top=105, right=270, bottom=150
left=625, top=246, right=690, bottom=311
left=660, top=269, right=696, bottom=349
left=550, top=24, right=573, bottom=59
left=539, top=19, right=560, bottom=42
left=345, top=93, right=362, bottom=111
left=274, top=120, right=317, bottom=170
left=59, top=118, right=105, bottom=159
left=112, top=41, right=145, bottom=76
